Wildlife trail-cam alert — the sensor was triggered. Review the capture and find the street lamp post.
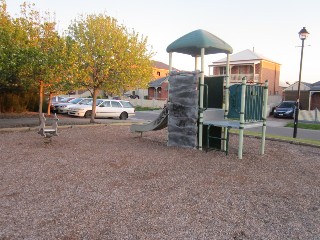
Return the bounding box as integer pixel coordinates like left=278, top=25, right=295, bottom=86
left=293, top=27, right=309, bottom=138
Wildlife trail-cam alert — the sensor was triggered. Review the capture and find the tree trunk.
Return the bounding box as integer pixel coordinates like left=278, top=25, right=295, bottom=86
left=47, top=92, right=53, bottom=116
left=39, top=80, right=43, bottom=118
left=90, top=88, right=99, bottom=123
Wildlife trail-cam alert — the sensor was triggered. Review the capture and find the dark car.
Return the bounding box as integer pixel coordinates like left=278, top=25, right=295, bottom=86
left=273, top=101, right=296, bottom=118
left=129, top=94, right=139, bottom=99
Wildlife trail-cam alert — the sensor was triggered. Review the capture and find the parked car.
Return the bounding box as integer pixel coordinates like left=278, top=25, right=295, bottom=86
left=55, top=98, right=91, bottom=114
left=68, top=99, right=135, bottom=120
left=273, top=101, right=296, bottom=118
left=129, top=94, right=139, bottom=99
left=50, top=97, right=75, bottom=112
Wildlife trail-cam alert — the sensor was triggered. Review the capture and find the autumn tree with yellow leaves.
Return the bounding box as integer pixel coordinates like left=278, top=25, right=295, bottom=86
left=68, top=13, right=154, bottom=123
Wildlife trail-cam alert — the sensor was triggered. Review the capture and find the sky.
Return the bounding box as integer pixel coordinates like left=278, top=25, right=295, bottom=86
left=5, top=0, right=320, bottom=85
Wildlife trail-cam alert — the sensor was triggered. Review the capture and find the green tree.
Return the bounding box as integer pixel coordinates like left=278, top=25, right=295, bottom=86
left=16, top=3, right=65, bottom=115
left=0, top=1, right=78, bottom=113
left=0, top=0, right=38, bottom=112
left=0, top=1, right=74, bottom=113
left=68, top=13, right=154, bottom=122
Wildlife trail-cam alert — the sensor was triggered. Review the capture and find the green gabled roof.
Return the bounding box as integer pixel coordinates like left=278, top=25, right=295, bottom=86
left=166, top=29, right=233, bottom=57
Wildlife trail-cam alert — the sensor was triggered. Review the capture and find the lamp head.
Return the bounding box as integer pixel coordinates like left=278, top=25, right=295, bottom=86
left=299, top=27, right=309, bottom=40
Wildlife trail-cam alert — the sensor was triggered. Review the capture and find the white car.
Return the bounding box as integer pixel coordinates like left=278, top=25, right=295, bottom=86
left=68, top=99, right=135, bottom=120
left=55, top=98, right=92, bottom=114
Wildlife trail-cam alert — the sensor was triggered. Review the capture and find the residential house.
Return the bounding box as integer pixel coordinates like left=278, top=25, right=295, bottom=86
left=283, top=81, right=320, bottom=110
left=208, top=49, right=282, bottom=96
left=148, top=61, right=178, bottom=100
left=148, top=76, right=169, bottom=100
left=152, top=61, right=172, bottom=79
left=121, top=60, right=174, bottom=99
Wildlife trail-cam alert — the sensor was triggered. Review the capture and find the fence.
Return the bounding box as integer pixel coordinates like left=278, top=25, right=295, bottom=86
left=129, top=98, right=166, bottom=108
left=299, top=108, right=320, bottom=123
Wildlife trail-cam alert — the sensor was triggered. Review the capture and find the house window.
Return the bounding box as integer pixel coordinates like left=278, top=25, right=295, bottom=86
left=219, top=67, right=226, bottom=75
left=240, top=66, right=246, bottom=74
left=249, top=65, right=254, bottom=74
left=157, top=71, right=161, bottom=76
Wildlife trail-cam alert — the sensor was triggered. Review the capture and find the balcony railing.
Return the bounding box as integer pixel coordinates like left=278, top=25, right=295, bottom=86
left=210, top=74, right=260, bottom=82
left=230, top=74, right=260, bottom=82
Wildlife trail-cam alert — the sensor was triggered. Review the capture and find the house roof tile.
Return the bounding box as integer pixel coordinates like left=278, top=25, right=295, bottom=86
left=152, top=60, right=179, bottom=71
left=149, top=76, right=169, bottom=88
left=211, top=49, right=280, bottom=65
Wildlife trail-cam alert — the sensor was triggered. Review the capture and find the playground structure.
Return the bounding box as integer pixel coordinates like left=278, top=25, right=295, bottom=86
left=131, top=29, right=269, bottom=159
left=38, top=113, right=59, bottom=143
left=204, top=77, right=268, bottom=159
left=130, top=106, right=168, bottom=134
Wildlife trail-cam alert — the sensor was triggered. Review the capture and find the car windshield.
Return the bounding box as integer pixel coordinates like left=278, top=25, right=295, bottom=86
left=79, top=99, right=92, bottom=104
left=278, top=102, right=295, bottom=108
left=81, top=99, right=103, bottom=106
left=96, top=99, right=104, bottom=106
left=120, top=101, right=134, bottom=108
left=60, top=98, right=72, bottom=103
left=70, top=98, right=84, bottom=104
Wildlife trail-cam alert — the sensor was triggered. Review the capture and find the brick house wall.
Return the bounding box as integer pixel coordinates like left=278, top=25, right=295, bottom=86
left=148, top=81, right=168, bottom=100
left=260, top=61, right=281, bottom=96
left=255, top=64, right=261, bottom=74
left=284, top=91, right=309, bottom=110
left=160, top=82, right=168, bottom=100
left=311, top=93, right=320, bottom=110
left=153, top=68, right=168, bottom=79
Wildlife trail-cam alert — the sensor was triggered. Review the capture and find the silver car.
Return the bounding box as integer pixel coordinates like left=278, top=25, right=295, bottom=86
left=55, top=98, right=92, bottom=114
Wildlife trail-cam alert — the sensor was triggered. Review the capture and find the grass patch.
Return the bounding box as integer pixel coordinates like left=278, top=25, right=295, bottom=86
left=285, top=122, right=320, bottom=130
left=230, top=129, right=320, bottom=146
left=135, top=106, right=162, bottom=111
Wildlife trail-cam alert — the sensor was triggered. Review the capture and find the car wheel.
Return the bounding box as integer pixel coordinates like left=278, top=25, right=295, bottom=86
left=84, top=110, right=92, bottom=118
left=119, top=112, right=128, bottom=120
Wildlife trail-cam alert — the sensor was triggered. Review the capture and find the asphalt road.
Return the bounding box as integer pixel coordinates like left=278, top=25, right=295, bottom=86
left=1, top=111, right=319, bottom=141
left=249, top=122, right=320, bottom=141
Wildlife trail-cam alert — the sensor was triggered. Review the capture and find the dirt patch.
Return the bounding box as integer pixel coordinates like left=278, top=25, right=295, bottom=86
left=0, top=112, right=39, bottom=119
left=0, top=125, right=319, bottom=239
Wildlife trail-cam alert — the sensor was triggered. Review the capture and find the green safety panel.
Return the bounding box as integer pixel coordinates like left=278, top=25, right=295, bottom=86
left=202, top=124, right=222, bottom=150
left=228, top=84, right=264, bottom=121
left=199, top=76, right=224, bottom=149
left=203, top=76, right=224, bottom=109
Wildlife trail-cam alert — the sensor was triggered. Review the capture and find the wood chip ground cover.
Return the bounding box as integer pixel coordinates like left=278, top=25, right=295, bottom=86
left=0, top=125, right=319, bottom=239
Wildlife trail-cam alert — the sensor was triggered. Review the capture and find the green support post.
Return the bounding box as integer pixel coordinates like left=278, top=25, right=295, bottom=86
left=261, top=80, right=269, bottom=154
left=198, top=48, right=205, bottom=150
left=223, top=53, right=230, bottom=151
left=238, top=77, right=247, bottom=159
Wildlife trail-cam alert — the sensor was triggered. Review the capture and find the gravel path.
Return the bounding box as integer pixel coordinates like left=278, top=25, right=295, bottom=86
left=0, top=125, right=319, bottom=239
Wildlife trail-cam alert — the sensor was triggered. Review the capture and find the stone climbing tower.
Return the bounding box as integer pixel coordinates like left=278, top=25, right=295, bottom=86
left=167, top=71, right=199, bottom=148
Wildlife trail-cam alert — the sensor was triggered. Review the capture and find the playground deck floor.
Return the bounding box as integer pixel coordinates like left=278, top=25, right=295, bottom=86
left=0, top=125, right=319, bottom=239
